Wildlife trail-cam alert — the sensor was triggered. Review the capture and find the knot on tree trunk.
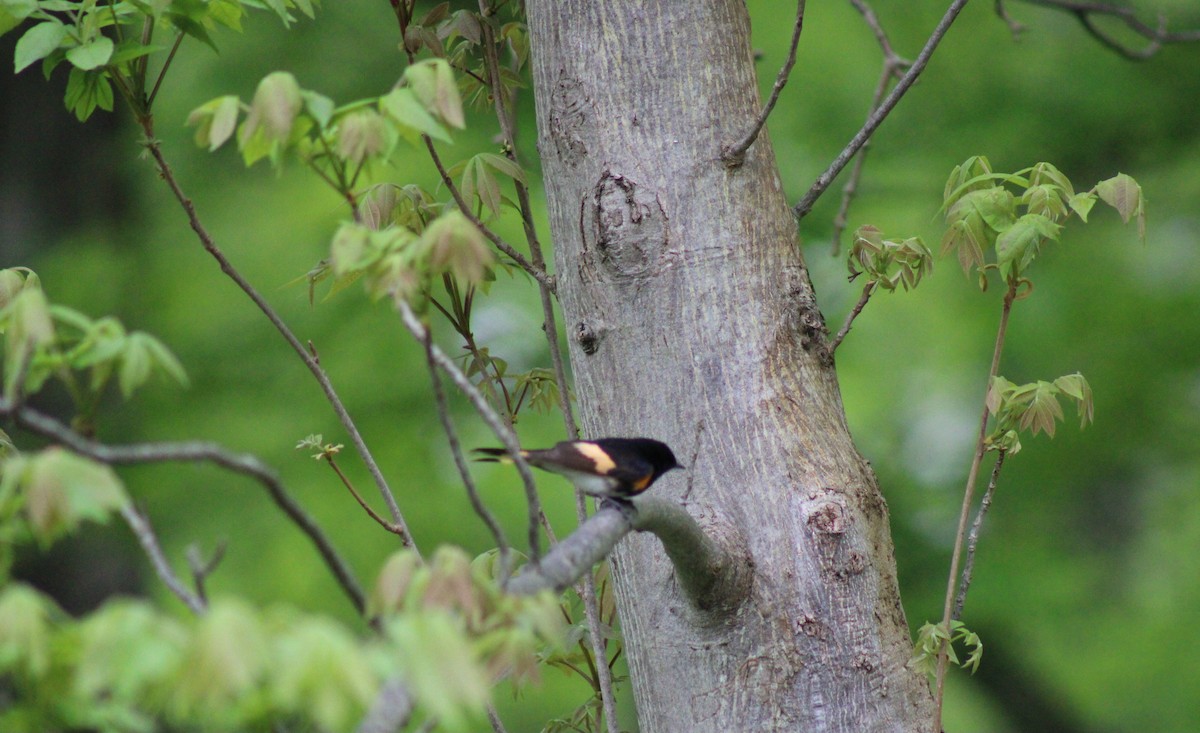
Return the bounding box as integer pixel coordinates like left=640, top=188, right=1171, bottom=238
left=581, top=170, right=668, bottom=281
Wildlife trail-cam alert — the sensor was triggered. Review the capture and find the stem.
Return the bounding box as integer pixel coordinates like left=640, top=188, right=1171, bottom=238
left=146, top=32, right=185, bottom=111
left=420, top=325, right=514, bottom=582
left=120, top=503, right=207, bottom=615
left=933, top=282, right=1017, bottom=731
left=139, top=126, right=413, bottom=547
left=953, top=449, right=1008, bottom=620
left=396, top=299, right=544, bottom=565
left=826, top=281, right=875, bottom=357
left=721, top=0, right=806, bottom=167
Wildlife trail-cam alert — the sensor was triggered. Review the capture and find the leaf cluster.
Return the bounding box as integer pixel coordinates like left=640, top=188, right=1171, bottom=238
left=941, top=157, right=1145, bottom=291
left=985, top=373, right=1094, bottom=453
left=911, top=620, right=983, bottom=677
left=0, top=268, right=187, bottom=428
left=847, top=225, right=933, bottom=292
left=3, top=0, right=313, bottom=121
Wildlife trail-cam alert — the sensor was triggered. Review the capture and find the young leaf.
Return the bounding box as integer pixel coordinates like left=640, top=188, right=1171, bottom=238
left=240, top=71, right=303, bottom=145
left=65, top=36, right=113, bottom=71
left=380, top=87, right=451, bottom=144
left=404, top=58, right=464, bottom=129
left=13, top=20, right=66, bottom=74
left=422, top=210, right=493, bottom=285
left=187, top=95, right=241, bottom=151
left=21, top=448, right=129, bottom=544
left=0, top=0, right=38, bottom=37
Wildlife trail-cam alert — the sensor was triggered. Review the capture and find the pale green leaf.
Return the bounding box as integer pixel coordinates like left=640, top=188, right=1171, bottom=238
left=14, top=20, right=65, bottom=74
left=380, top=87, right=451, bottom=143
left=65, top=35, right=113, bottom=70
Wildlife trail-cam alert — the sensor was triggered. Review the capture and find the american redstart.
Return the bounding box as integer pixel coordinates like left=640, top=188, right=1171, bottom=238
left=474, top=437, right=681, bottom=499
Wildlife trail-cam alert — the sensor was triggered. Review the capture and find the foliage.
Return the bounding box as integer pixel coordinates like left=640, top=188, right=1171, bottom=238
left=912, top=619, right=983, bottom=676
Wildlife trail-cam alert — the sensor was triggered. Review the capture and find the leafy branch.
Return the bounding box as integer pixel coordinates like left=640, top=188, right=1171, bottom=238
left=929, top=156, right=1140, bottom=731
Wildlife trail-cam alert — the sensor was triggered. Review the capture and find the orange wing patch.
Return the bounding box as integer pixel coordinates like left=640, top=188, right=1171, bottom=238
left=631, top=473, right=653, bottom=492
left=575, top=442, right=616, bottom=474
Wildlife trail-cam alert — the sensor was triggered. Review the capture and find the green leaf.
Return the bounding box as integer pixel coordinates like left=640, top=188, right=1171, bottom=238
left=65, top=35, right=113, bottom=70
left=301, top=89, right=334, bottom=130
left=387, top=613, right=490, bottom=730
left=21, top=448, right=129, bottom=544
left=0, top=583, right=57, bottom=678
left=1095, top=172, right=1145, bottom=243
left=13, top=20, right=65, bottom=74
left=64, top=67, right=114, bottom=121
left=1067, top=192, right=1097, bottom=222
left=422, top=210, right=493, bottom=284
left=170, top=599, right=266, bottom=728
left=0, top=0, right=37, bottom=37
left=404, top=58, right=464, bottom=129
left=186, top=95, right=241, bottom=151
left=240, top=71, right=303, bottom=144
left=335, top=109, right=390, bottom=166
left=380, top=87, right=451, bottom=143
left=269, top=616, right=377, bottom=731
left=994, top=214, right=1061, bottom=279
left=1018, top=381, right=1065, bottom=438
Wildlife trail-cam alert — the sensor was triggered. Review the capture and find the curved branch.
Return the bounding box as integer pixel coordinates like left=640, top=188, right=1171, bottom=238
left=1012, top=0, right=1200, bottom=59
left=793, top=0, right=971, bottom=220
left=1, top=398, right=366, bottom=615
left=508, top=497, right=752, bottom=616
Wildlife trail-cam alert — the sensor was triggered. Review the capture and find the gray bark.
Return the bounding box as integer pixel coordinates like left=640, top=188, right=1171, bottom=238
left=526, top=1, right=936, bottom=731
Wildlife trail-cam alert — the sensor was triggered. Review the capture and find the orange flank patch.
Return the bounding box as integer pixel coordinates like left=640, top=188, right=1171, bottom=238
left=575, top=442, right=616, bottom=474
left=631, top=474, right=653, bottom=492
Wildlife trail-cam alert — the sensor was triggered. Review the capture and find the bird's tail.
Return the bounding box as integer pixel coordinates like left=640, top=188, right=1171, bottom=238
left=472, top=447, right=519, bottom=463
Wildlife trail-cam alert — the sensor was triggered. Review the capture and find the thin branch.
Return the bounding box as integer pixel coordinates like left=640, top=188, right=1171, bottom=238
left=1013, top=0, right=1200, bottom=59
left=323, top=453, right=409, bottom=536
left=721, top=0, right=807, bottom=167
left=420, top=325, right=514, bottom=582
left=186, top=541, right=226, bottom=607
left=396, top=300, right=544, bottom=565
left=1, top=397, right=367, bottom=615
left=120, top=503, right=207, bottom=615
left=138, top=128, right=413, bottom=547
left=953, top=449, right=1008, bottom=620
left=826, top=281, right=875, bottom=357
left=934, top=283, right=1017, bottom=732
left=793, top=0, right=971, bottom=220
left=830, top=4, right=912, bottom=256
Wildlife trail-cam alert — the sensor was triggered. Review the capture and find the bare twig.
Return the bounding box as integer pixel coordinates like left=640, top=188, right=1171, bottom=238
left=994, top=0, right=1027, bottom=36
left=121, top=503, right=207, bottom=615
left=826, top=281, right=875, bottom=357
left=420, top=325, right=514, bottom=581
left=830, top=2, right=912, bottom=255
left=934, top=283, right=1017, bottom=732
left=953, top=449, right=1008, bottom=620
left=396, top=300, right=544, bottom=565
left=721, top=0, right=807, bottom=167
left=1012, top=0, right=1200, bottom=59
left=186, top=541, right=226, bottom=607
left=139, top=127, right=413, bottom=547
left=793, top=0, right=971, bottom=220
left=1, top=397, right=367, bottom=615
left=323, top=453, right=410, bottom=536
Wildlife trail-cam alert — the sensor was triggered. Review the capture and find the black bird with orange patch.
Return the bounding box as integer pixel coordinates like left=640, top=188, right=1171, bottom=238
left=474, top=437, right=681, bottom=499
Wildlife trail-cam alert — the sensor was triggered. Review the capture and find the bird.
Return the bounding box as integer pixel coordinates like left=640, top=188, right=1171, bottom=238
left=473, top=437, right=681, bottom=499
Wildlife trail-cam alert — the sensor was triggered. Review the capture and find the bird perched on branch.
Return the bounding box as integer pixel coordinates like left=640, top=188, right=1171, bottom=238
left=474, top=437, right=681, bottom=499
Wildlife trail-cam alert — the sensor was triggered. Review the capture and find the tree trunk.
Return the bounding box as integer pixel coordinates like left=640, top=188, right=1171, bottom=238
left=526, top=2, right=935, bottom=731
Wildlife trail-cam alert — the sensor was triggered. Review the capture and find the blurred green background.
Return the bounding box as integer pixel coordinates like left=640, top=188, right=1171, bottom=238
left=2, top=1, right=1198, bottom=731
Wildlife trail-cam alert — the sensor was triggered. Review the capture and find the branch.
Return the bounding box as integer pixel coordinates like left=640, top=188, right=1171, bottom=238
left=139, top=128, right=413, bottom=547
left=826, top=280, right=875, bottom=357
left=1, top=398, right=367, bottom=615
left=120, top=503, right=207, bottom=615
left=830, top=1, right=912, bottom=255
left=721, top=0, right=807, bottom=167
left=1011, top=0, right=1200, bottom=59
left=395, top=300, right=545, bottom=565
left=420, top=326, right=514, bottom=581
left=507, top=497, right=752, bottom=616
left=934, top=283, right=1018, bottom=732
left=953, top=449, right=1008, bottom=620
left=793, top=0, right=971, bottom=220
